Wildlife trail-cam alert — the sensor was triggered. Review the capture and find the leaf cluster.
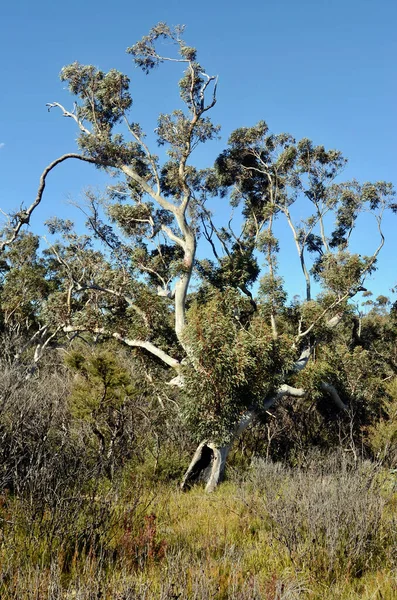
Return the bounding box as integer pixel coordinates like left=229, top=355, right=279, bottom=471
left=180, top=289, right=294, bottom=443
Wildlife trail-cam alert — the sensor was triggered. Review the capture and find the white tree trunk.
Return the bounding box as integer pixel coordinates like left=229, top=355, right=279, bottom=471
left=180, top=380, right=346, bottom=492
left=180, top=410, right=257, bottom=492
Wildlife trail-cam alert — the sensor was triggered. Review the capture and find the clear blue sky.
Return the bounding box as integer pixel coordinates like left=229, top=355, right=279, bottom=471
left=0, top=0, right=396, bottom=302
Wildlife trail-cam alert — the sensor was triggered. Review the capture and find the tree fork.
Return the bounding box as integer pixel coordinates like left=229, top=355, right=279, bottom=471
left=180, top=379, right=347, bottom=492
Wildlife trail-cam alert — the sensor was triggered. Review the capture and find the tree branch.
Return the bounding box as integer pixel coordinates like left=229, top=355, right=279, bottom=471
left=320, top=382, right=348, bottom=411
left=120, top=165, right=176, bottom=213
left=75, top=284, right=150, bottom=327
left=46, top=102, right=91, bottom=135
left=0, top=154, right=99, bottom=254
left=160, top=225, right=185, bottom=249
left=296, top=293, right=353, bottom=342
left=62, top=325, right=180, bottom=370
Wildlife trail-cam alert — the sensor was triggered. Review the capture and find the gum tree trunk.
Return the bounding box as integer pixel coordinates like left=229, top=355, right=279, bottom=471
left=181, top=410, right=257, bottom=492
left=180, top=380, right=345, bottom=492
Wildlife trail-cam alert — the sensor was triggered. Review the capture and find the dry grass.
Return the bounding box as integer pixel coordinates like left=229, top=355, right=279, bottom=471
left=0, top=365, right=395, bottom=599
left=0, top=455, right=396, bottom=599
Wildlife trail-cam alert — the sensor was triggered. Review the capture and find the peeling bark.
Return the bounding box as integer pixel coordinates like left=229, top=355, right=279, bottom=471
left=181, top=442, right=224, bottom=492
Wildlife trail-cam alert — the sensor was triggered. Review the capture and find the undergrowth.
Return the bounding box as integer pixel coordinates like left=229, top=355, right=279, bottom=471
left=0, top=454, right=396, bottom=599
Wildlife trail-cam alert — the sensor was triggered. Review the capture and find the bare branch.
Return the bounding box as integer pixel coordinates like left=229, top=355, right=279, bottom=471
left=199, top=72, right=218, bottom=112
left=320, top=382, right=348, bottom=411
left=46, top=102, right=91, bottom=135
left=31, top=327, right=61, bottom=367
left=0, top=154, right=99, bottom=254
left=123, top=116, right=161, bottom=194
left=360, top=212, right=385, bottom=282
left=62, top=325, right=180, bottom=370
left=278, top=204, right=312, bottom=301
left=201, top=215, right=220, bottom=260
left=135, top=262, right=168, bottom=289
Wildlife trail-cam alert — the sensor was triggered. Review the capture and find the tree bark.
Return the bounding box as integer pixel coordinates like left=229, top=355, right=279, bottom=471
left=180, top=380, right=346, bottom=492
left=181, top=410, right=257, bottom=492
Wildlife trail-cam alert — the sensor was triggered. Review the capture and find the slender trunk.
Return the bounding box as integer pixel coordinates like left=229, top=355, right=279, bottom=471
left=267, top=213, right=278, bottom=339
left=174, top=234, right=196, bottom=340
left=282, top=206, right=311, bottom=301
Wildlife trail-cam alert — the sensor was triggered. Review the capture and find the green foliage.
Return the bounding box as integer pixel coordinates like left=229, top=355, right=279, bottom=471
left=329, top=180, right=395, bottom=249
left=314, top=251, right=374, bottom=295
left=0, top=234, right=49, bottom=327
left=65, top=348, right=147, bottom=478
left=66, top=349, right=133, bottom=419
left=180, top=289, right=294, bottom=443
left=366, top=379, right=397, bottom=465
left=197, top=246, right=260, bottom=291
left=60, top=63, right=132, bottom=130
left=258, top=274, right=287, bottom=313
left=156, top=111, right=220, bottom=160
left=130, top=243, right=185, bottom=286
left=126, top=22, right=188, bottom=73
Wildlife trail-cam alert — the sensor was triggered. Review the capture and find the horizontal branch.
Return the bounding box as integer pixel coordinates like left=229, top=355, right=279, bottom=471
left=62, top=325, right=180, bottom=370
left=276, top=384, right=306, bottom=399
left=262, top=381, right=346, bottom=412
left=259, top=384, right=307, bottom=412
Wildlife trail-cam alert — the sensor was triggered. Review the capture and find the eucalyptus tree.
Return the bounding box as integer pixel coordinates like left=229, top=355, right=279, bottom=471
left=1, top=23, right=395, bottom=490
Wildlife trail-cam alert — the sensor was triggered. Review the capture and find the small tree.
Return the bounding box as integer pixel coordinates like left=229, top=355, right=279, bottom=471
left=1, top=23, right=395, bottom=490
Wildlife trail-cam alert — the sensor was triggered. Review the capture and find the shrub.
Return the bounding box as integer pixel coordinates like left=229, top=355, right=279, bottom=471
left=243, top=454, right=396, bottom=582
left=366, top=379, right=397, bottom=466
